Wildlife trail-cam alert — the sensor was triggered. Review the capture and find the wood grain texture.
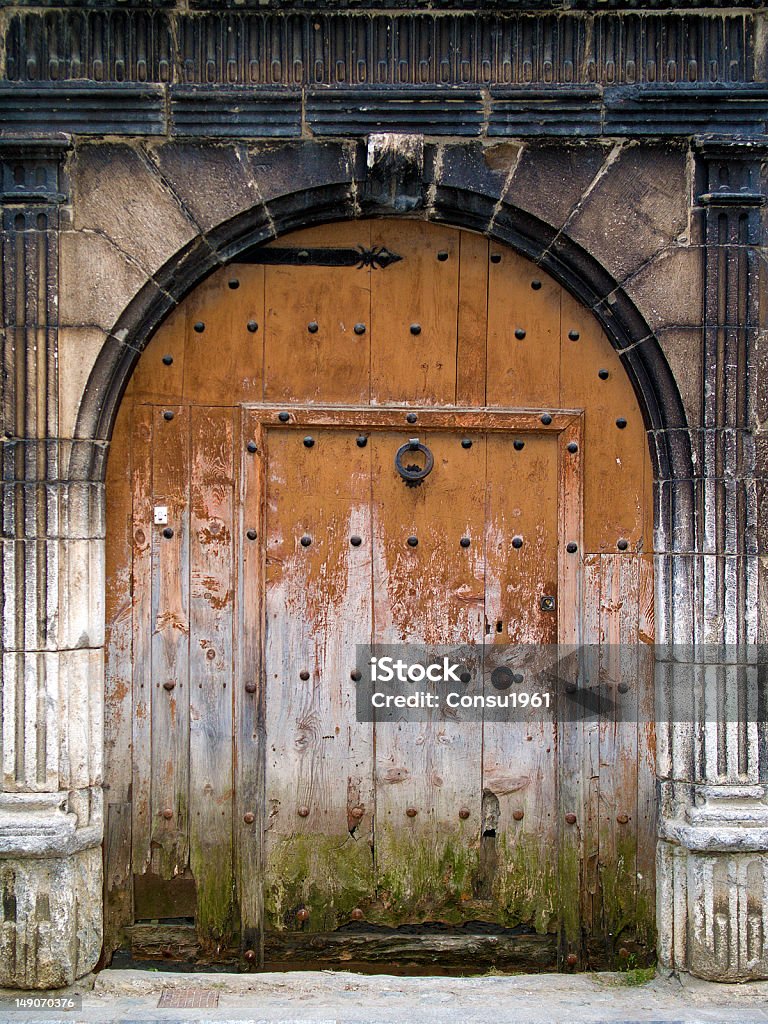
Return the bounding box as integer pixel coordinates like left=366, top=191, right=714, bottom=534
left=184, top=267, right=265, bottom=406
left=103, top=220, right=656, bottom=969
left=130, top=405, right=154, bottom=878
left=104, top=400, right=135, bottom=955
left=150, top=404, right=190, bottom=880
left=264, top=223, right=372, bottom=405
left=371, top=429, right=484, bottom=924
left=263, top=426, right=374, bottom=932
left=559, top=291, right=650, bottom=554
left=188, top=407, right=236, bottom=946
left=486, top=247, right=560, bottom=409
left=371, top=222, right=460, bottom=405
left=235, top=411, right=266, bottom=959
left=482, top=431, right=559, bottom=932
left=456, top=231, right=489, bottom=407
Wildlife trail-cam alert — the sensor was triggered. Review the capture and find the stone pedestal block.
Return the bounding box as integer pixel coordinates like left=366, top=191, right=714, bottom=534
left=0, top=849, right=102, bottom=988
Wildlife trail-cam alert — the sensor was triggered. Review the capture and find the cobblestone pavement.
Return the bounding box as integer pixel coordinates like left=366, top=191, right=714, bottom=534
left=2, top=970, right=768, bottom=1024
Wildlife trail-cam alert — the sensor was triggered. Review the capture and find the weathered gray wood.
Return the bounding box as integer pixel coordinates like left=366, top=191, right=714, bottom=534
left=235, top=412, right=266, bottom=960
left=150, top=405, right=190, bottom=879
left=482, top=431, right=559, bottom=933
left=556, top=418, right=584, bottom=967
left=103, top=403, right=135, bottom=956
left=371, top=429, right=483, bottom=925
left=104, top=802, right=132, bottom=955
left=131, top=405, right=154, bottom=877
left=263, top=427, right=375, bottom=932
left=188, top=407, right=236, bottom=947
left=128, top=923, right=559, bottom=972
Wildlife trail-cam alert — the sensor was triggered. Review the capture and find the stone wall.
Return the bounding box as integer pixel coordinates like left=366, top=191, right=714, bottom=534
left=0, top=8, right=767, bottom=985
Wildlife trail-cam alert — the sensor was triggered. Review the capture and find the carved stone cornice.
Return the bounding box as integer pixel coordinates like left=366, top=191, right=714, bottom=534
left=2, top=8, right=757, bottom=88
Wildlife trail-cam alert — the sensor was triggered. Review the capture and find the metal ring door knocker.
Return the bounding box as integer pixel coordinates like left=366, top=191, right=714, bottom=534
left=395, top=438, right=434, bottom=487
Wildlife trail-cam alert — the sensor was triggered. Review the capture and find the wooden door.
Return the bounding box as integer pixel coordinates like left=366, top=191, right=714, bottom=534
left=104, top=220, right=655, bottom=972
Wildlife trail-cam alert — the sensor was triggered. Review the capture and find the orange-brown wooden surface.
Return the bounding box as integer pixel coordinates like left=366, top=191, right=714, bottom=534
left=104, top=219, right=655, bottom=968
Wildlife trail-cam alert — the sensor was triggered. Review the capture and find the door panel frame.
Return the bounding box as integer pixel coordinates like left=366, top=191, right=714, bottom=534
left=238, top=404, right=583, bottom=963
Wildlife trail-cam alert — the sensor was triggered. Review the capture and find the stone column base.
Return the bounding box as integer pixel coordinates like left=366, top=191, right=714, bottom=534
left=659, top=787, right=768, bottom=981
left=0, top=794, right=102, bottom=989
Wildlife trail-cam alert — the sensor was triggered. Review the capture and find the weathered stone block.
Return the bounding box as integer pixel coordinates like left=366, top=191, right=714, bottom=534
left=567, top=144, right=690, bottom=283
left=621, top=246, right=704, bottom=331
left=146, top=142, right=262, bottom=234
left=1, top=540, right=59, bottom=652
left=688, top=852, right=768, bottom=980
left=1, top=650, right=103, bottom=794
left=70, top=143, right=197, bottom=278
left=0, top=847, right=102, bottom=988
left=57, top=539, right=105, bottom=651
left=428, top=141, right=519, bottom=201
left=59, top=231, right=149, bottom=330
left=249, top=140, right=355, bottom=206
left=58, top=648, right=104, bottom=793
left=58, top=328, right=109, bottom=440
left=506, top=141, right=612, bottom=230
left=655, top=329, right=703, bottom=429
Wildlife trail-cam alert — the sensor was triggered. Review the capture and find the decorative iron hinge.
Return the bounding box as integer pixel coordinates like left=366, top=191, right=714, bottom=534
left=241, top=245, right=403, bottom=269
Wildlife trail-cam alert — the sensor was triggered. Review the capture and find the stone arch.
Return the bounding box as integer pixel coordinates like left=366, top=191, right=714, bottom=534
left=79, top=146, right=697, bottom=979
left=74, top=179, right=692, bottom=494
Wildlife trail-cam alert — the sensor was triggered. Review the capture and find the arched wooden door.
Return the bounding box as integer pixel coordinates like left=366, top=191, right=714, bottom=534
left=104, top=220, right=655, bottom=972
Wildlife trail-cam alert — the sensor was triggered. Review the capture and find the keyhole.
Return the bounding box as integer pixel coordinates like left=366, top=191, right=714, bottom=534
left=496, top=620, right=503, bottom=633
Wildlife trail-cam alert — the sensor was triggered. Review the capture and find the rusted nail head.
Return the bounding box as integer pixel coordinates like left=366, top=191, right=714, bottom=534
left=513, top=809, right=524, bottom=821
left=617, top=813, right=630, bottom=824
left=458, top=807, right=470, bottom=820
left=406, top=806, right=418, bottom=817
left=565, top=813, right=577, bottom=825
left=566, top=953, right=578, bottom=966
left=298, top=805, right=310, bottom=817
left=243, top=812, right=255, bottom=824
left=162, top=808, right=173, bottom=820
left=350, top=806, right=365, bottom=819
left=351, top=908, right=365, bottom=920
left=163, top=680, right=176, bottom=691
left=296, top=908, right=310, bottom=922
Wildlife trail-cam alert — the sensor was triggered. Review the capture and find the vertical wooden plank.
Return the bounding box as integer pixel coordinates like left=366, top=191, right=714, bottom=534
left=581, top=555, right=602, bottom=943
left=456, top=231, right=489, bottom=406
left=556, top=417, right=584, bottom=967
left=150, top=404, right=190, bottom=880
left=486, top=247, right=561, bottom=408
left=371, top=429, right=484, bottom=923
left=131, top=405, right=154, bottom=878
left=184, top=266, right=265, bottom=406
left=104, top=399, right=135, bottom=953
left=235, top=411, right=266, bottom=960
left=559, top=291, right=650, bottom=555
left=635, top=553, right=656, bottom=953
left=263, top=425, right=375, bottom=932
left=481, top=431, right=559, bottom=933
left=263, top=223, right=372, bottom=404
left=188, top=407, right=236, bottom=947
left=370, top=222, right=461, bottom=405
left=596, top=552, right=640, bottom=963
left=127, top=304, right=187, bottom=406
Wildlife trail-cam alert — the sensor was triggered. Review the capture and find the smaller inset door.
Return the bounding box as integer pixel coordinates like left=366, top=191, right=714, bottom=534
left=254, top=407, right=581, bottom=952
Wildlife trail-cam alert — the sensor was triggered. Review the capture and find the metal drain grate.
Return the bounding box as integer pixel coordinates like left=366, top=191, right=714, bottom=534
left=157, top=987, right=220, bottom=1009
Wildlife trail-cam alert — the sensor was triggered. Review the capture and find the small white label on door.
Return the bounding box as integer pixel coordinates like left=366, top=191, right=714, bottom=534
left=153, top=506, right=168, bottom=525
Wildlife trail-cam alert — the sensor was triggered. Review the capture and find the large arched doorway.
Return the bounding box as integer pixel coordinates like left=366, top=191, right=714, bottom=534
left=104, top=219, right=654, bottom=972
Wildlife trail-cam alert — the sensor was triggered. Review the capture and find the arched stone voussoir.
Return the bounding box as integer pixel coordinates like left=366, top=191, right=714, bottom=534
left=75, top=170, right=692, bottom=491
left=69, top=142, right=199, bottom=280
